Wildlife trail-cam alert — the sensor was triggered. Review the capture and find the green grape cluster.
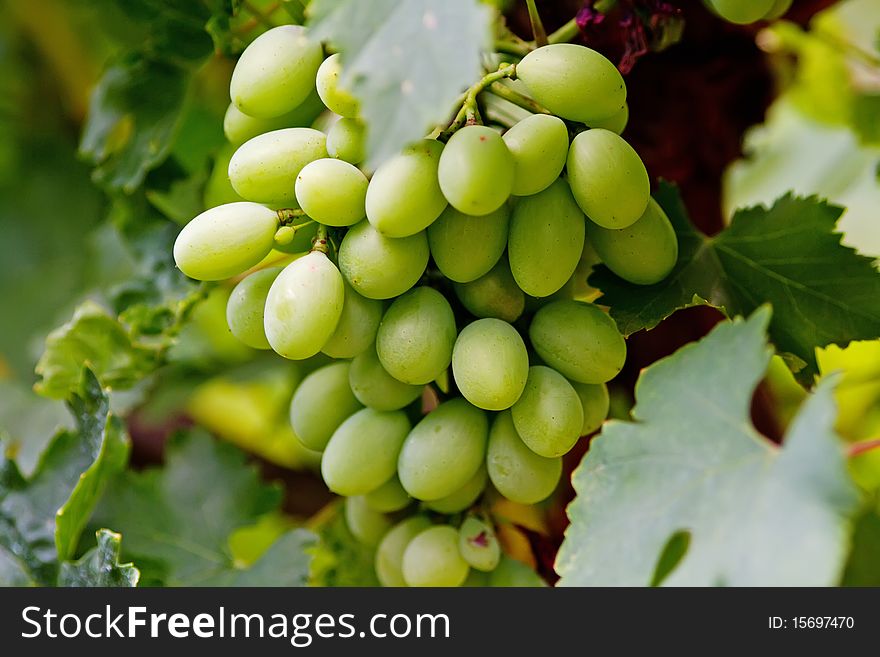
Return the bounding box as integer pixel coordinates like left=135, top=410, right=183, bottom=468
left=173, top=27, right=680, bottom=586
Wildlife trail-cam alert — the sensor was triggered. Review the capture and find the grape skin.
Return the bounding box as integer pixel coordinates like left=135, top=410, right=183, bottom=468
left=511, top=365, right=584, bottom=458
left=502, top=114, right=569, bottom=196
left=173, top=202, right=278, bottom=281
left=529, top=300, right=627, bottom=384
left=349, top=345, right=424, bottom=411
left=453, top=255, right=525, bottom=322
left=316, top=53, right=359, bottom=118
left=375, top=287, right=457, bottom=385
left=424, top=465, right=487, bottom=514
left=375, top=516, right=432, bottom=587
left=264, top=251, right=345, bottom=360
left=567, top=128, right=650, bottom=229
left=487, top=411, right=562, bottom=505
left=438, top=125, right=514, bottom=216
left=322, top=408, right=411, bottom=496
left=427, top=204, right=509, bottom=283
left=508, top=178, right=585, bottom=297
left=321, top=282, right=383, bottom=359
left=397, top=398, right=488, bottom=501
left=327, top=118, right=367, bottom=165
left=366, top=140, right=447, bottom=237
left=458, top=517, right=501, bottom=572
left=295, top=158, right=368, bottom=227
left=516, top=44, right=626, bottom=123
left=226, top=267, right=283, bottom=350
left=338, top=220, right=429, bottom=299
left=289, top=361, right=362, bottom=452
left=402, top=525, right=470, bottom=587
left=230, top=25, right=323, bottom=119
left=451, top=318, right=529, bottom=411
left=344, top=495, right=392, bottom=547
left=223, top=88, right=324, bottom=146
left=364, top=475, right=412, bottom=513
left=229, top=128, right=328, bottom=206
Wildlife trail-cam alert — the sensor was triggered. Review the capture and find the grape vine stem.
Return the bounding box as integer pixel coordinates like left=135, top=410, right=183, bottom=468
left=525, top=0, right=548, bottom=47
left=441, top=64, right=518, bottom=140
left=485, top=82, right=552, bottom=115
left=547, top=17, right=580, bottom=45
left=276, top=208, right=306, bottom=226
left=312, top=223, right=330, bottom=255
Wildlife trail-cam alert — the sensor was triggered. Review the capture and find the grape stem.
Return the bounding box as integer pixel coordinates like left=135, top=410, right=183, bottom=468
left=440, top=63, right=517, bottom=140
left=525, top=0, right=548, bottom=47
left=485, top=82, right=552, bottom=115
left=276, top=208, right=307, bottom=226
left=494, top=40, right=531, bottom=57
left=239, top=0, right=278, bottom=30
left=312, top=223, right=330, bottom=255
left=546, top=17, right=580, bottom=45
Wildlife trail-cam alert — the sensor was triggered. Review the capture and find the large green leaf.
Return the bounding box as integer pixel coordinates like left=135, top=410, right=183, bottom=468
left=0, top=370, right=128, bottom=585
left=58, top=529, right=140, bottom=587
left=556, top=309, right=860, bottom=586
left=590, top=185, right=880, bottom=383
left=92, top=431, right=315, bottom=586
left=308, top=0, right=492, bottom=167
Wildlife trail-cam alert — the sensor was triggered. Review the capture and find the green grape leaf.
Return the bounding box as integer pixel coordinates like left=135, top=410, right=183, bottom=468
left=34, top=301, right=159, bottom=400
left=80, top=56, right=190, bottom=193
left=92, top=431, right=315, bottom=586
left=58, top=529, right=140, bottom=587
left=840, top=497, right=880, bottom=587
left=308, top=503, right=379, bottom=587
left=308, top=0, right=492, bottom=167
left=556, top=309, right=861, bottom=586
left=590, top=184, right=880, bottom=383
left=0, top=370, right=129, bottom=585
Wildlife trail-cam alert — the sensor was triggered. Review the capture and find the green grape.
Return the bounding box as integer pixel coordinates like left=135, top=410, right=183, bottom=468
left=364, top=475, right=411, bottom=513
left=230, top=25, right=323, bottom=119
left=228, top=127, right=327, bottom=206
left=706, top=0, right=774, bottom=24
left=508, top=178, right=585, bottom=297
left=462, top=570, right=490, bottom=587
left=486, top=411, right=562, bottom=504
left=586, top=197, right=678, bottom=285
left=321, top=282, right=383, bottom=359
left=273, top=221, right=319, bottom=254
left=529, top=300, right=626, bottom=384
left=424, top=464, right=487, bottom=514
left=344, top=495, right=392, bottom=547
left=204, top=144, right=243, bottom=207
left=264, top=251, right=345, bottom=360
left=375, top=515, right=432, bottom=587
left=322, top=408, right=411, bottom=496
left=510, top=366, right=584, bottom=458
left=349, top=345, right=424, bottom=411
left=453, top=255, right=525, bottom=323
left=763, top=0, right=793, bottom=20
left=338, top=221, right=429, bottom=299
left=567, top=128, right=650, bottom=229
left=572, top=381, right=610, bottom=435
left=315, top=53, right=359, bottom=118
left=376, top=287, right=457, bottom=385
left=398, top=398, right=488, bottom=501
left=173, top=202, right=278, bottom=281
left=451, top=319, right=528, bottom=411
left=489, top=556, right=547, bottom=587
left=226, top=267, right=282, bottom=349
left=402, top=525, right=470, bottom=587
left=516, top=44, right=626, bottom=123
left=223, top=88, right=325, bottom=145
left=437, top=125, right=514, bottom=216
left=427, top=204, right=509, bottom=283
left=502, top=114, right=569, bottom=196
left=588, top=102, right=629, bottom=135
left=458, top=517, right=501, bottom=572
left=295, top=158, right=367, bottom=227
left=289, top=362, right=362, bottom=451
left=327, top=118, right=366, bottom=165
left=365, top=140, right=447, bottom=237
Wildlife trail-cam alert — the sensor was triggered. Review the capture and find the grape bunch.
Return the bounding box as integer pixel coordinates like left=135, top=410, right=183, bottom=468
left=173, top=25, right=679, bottom=586
left=702, top=0, right=792, bottom=24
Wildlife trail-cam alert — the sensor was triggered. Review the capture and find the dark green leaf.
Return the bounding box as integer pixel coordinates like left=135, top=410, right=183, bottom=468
left=58, top=529, right=140, bottom=587
left=0, top=370, right=128, bottom=585
left=308, top=503, right=379, bottom=587
left=92, top=431, right=315, bottom=586
left=309, top=0, right=492, bottom=166
left=840, top=497, right=880, bottom=587
left=590, top=185, right=880, bottom=383
left=557, top=309, right=860, bottom=586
